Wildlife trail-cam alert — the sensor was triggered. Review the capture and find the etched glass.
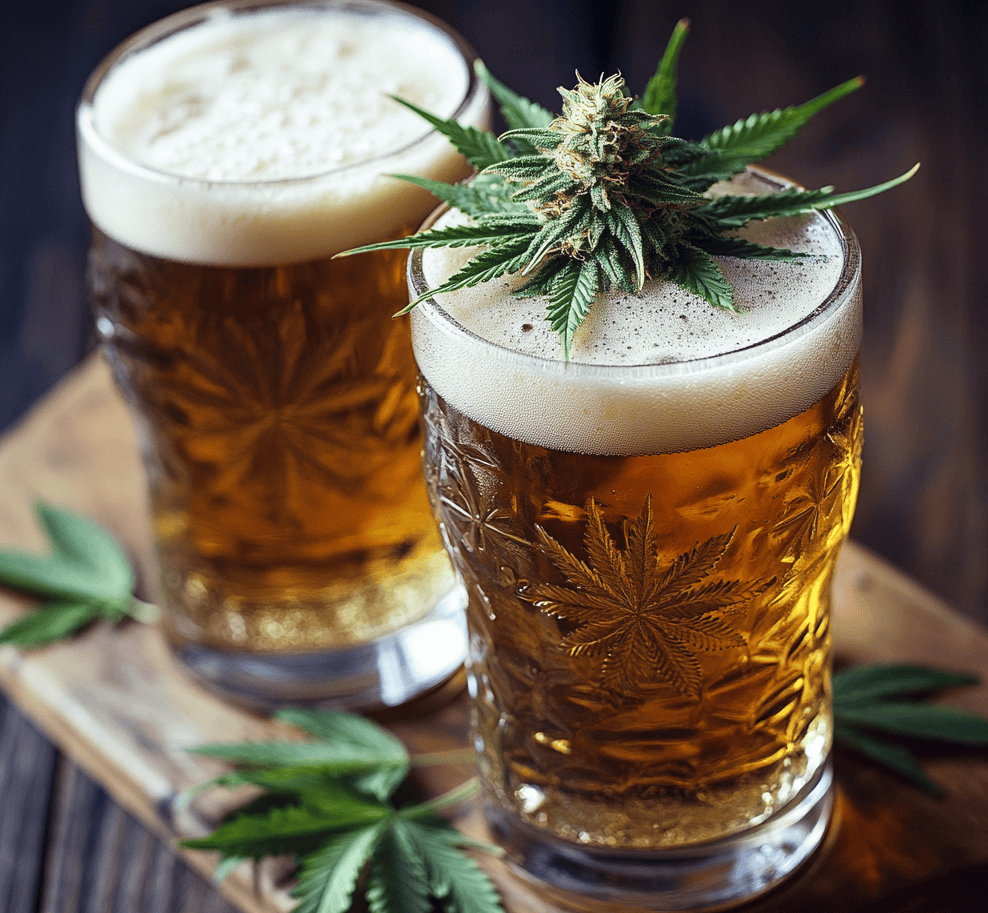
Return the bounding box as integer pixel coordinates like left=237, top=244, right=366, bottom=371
left=77, top=0, right=488, bottom=709
left=409, top=176, right=862, bottom=908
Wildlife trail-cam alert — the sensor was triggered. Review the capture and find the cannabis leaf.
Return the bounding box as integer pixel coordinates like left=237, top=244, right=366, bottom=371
left=184, top=708, right=412, bottom=804
left=474, top=60, right=552, bottom=159
left=180, top=708, right=503, bottom=913
left=833, top=664, right=988, bottom=796
left=339, top=24, right=917, bottom=357
left=0, top=501, right=156, bottom=647
left=522, top=497, right=763, bottom=701
left=677, top=76, right=865, bottom=185
left=389, top=96, right=512, bottom=171
left=640, top=17, right=689, bottom=128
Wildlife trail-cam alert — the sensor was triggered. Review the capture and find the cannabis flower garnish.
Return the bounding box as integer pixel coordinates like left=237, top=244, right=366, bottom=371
left=341, top=19, right=917, bottom=357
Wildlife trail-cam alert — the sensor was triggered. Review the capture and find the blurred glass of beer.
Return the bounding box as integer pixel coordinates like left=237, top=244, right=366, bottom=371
left=76, top=0, right=488, bottom=709
left=410, top=170, right=862, bottom=908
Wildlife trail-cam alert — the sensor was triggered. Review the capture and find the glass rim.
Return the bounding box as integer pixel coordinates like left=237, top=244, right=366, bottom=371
left=407, top=167, right=862, bottom=378
left=76, top=0, right=483, bottom=190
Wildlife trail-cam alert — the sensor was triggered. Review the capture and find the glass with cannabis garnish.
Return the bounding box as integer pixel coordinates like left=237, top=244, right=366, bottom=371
left=410, top=184, right=859, bottom=909
left=76, top=0, right=489, bottom=710
left=344, top=22, right=915, bottom=911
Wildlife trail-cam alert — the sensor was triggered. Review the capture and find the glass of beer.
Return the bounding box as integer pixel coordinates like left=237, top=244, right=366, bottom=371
left=409, top=169, right=862, bottom=908
left=76, top=0, right=488, bottom=709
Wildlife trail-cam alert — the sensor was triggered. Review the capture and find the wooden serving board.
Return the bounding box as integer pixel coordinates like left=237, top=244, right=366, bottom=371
left=1, top=355, right=987, bottom=913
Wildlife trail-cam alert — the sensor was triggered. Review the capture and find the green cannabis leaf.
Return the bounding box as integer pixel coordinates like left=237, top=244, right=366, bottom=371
left=833, top=664, right=988, bottom=796
left=339, top=17, right=917, bottom=358
left=0, top=501, right=157, bottom=647
left=180, top=708, right=503, bottom=913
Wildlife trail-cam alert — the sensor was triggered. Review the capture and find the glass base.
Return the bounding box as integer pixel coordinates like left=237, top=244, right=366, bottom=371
left=488, top=758, right=834, bottom=912
left=169, top=586, right=467, bottom=712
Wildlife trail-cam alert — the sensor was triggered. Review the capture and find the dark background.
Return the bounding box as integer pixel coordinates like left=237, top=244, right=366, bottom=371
left=2, top=0, right=986, bottom=625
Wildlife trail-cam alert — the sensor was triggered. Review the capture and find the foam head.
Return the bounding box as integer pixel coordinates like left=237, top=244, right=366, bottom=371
left=77, top=0, right=488, bottom=265
left=410, top=171, right=862, bottom=455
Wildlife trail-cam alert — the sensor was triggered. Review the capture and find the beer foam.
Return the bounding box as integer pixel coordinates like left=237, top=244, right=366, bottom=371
left=78, top=2, right=486, bottom=264
left=411, top=172, right=862, bottom=454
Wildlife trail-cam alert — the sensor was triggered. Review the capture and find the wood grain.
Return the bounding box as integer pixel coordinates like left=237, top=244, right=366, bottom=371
left=0, top=702, right=57, bottom=911
left=1, top=355, right=986, bottom=913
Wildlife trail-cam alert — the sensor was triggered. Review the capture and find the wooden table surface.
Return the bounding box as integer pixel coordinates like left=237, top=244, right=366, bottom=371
left=1, top=356, right=987, bottom=913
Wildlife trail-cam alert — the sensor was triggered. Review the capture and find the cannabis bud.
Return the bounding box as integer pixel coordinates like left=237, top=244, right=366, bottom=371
left=341, top=19, right=916, bottom=357
left=528, top=73, right=671, bottom=208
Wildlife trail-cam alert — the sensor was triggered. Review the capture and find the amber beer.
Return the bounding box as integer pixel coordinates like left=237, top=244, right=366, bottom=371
left=410, top=170, right=862, bottom=904
left=420, top=362, right=859, bottom=844
left=87, top=232, right=451, bottom=649
left=76, top=0, right=488, bottom=707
